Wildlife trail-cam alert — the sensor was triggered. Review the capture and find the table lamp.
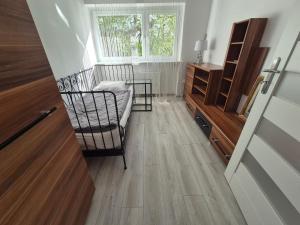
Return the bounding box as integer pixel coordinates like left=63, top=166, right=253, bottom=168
left=194, top=38, right=208, bottom=64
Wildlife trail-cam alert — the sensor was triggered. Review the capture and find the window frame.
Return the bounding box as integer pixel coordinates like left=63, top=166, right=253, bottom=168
left=90, top=3, right=185, bottom=63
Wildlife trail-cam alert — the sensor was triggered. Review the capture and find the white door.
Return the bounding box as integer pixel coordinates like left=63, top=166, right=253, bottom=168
left=225, top=10, right=300, bottom=225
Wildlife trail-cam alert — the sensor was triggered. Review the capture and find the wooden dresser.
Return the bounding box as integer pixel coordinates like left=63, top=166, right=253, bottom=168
left=184, top=63, right=244, bottom=163
left=0, top=1, right=94, bottom=224
left=184, top=18, right=268, bottom=164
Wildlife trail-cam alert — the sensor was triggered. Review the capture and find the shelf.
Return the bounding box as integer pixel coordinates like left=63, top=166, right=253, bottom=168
left=192, top=63, right=223, bottom=72
left=220, top=80, right=231, bottom=94
left=231, top=41, right=244, bottom=45
left=231, top=21, right=249, bottom=42
left=223, top=63, right=236, bottom=81
left=216, top=105, right=225, bottom=111
left=195, top=76, right=208, bottom=84
left=194, top=68, right=209, bottom=82
left=193, top=85, right=206, bottom=95
left=194, top=93, right=205, bottom=102
left=226, top=60, right=238, bottom=64
left=216, top=94, right=227, bottom=109
left=223, top=77, right=233, bottom=82
left=220, top=92, right=229, bottom=98
left=227, top=44, right=243, bottom=62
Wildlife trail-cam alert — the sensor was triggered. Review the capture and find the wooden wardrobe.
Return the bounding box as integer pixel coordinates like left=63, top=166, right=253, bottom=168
left=0, top=1, right=94, bottom=224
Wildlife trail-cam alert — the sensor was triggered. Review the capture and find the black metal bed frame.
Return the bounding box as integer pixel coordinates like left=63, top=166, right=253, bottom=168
left=56, top=64, right=136, bottom=169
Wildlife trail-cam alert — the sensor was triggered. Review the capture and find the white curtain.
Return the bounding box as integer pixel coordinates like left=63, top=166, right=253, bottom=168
left=92, top=1, right=185, bottom=98
left=132, top=62, right=185, bottom=96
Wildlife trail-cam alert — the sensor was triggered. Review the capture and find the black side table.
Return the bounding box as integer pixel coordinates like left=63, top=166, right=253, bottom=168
left=126, top=79, right=152, bottom=112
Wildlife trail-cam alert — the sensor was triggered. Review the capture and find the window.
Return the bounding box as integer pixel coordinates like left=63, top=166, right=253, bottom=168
left=149, top=14, right=177, bottom=57
left=97, top=15, right=143, bottom=57
left=91, top=3, right=185, bottom=62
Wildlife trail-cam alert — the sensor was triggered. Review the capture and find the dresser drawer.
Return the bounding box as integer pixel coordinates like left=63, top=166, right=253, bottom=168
left=186, top=64, right=195, bottom=79
left=185, top=76, right=193, bottom=87
left=209, top=127, right=234, bottom=163
left=185, top=94, right=197, bottom=116
left=184, top=77, right=193, bottom=97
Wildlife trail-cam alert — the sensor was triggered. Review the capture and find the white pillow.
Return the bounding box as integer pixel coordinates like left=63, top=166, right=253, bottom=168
left=93, top=81, right=126, bottom=91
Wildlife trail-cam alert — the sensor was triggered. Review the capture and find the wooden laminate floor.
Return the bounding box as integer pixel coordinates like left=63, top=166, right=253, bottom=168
left=85, top=97, right=247, bottom=225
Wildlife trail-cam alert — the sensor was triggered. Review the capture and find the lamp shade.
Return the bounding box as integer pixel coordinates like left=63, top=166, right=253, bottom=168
left=194, top=40, right=208, bottom=52
left=194, top=40, right=201, bottom=51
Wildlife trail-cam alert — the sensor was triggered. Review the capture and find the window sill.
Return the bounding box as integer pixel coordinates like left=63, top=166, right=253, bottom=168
left=96, top=59, right=183, bottom=65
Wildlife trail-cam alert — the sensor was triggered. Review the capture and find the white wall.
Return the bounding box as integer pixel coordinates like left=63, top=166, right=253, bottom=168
left=27, top=0, right=97, bottom=79
left=26, top=0, right=299, bottom=82
left=84, top=0, right=213, bottom=62
left=204, top=0, right=298, bottom=68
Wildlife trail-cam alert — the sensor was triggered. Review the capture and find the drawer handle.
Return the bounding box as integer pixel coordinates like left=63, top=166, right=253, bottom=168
left=211, top=137, right=231, bottom=160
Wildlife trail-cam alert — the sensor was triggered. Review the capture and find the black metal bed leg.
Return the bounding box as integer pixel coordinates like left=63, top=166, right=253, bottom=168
left=122, top=153, right=127, bottom=170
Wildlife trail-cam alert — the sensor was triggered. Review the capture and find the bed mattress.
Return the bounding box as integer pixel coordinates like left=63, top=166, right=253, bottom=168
left=67, top=85, right=133, bottom=150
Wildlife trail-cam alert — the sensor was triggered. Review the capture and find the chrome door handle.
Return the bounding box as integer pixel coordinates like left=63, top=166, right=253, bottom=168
left=261, top=57, right=281, bottom=94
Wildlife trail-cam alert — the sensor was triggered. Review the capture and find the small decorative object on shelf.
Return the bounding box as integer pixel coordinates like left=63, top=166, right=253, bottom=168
left=194, top=34, right=208, bottom=64
left=239, top=75, right=264, bottom=121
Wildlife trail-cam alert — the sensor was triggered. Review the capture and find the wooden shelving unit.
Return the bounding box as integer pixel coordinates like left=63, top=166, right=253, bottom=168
left=216, top=18, right=268, bottom=111
left=184, top=18, right=268, bottom=164
left=190, top=64, right=223, bottom=105
left=184, top=63, right=223, bottom=115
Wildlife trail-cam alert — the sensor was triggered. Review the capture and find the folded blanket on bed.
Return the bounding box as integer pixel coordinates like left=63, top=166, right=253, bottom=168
left=66, top=89, right=130, bottom=133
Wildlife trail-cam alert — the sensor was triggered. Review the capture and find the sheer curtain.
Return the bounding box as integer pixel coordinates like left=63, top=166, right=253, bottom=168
left=91, top=1, right=185, bottom=100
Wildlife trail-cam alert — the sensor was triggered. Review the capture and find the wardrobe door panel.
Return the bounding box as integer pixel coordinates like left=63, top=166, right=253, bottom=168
left=0, top=0, right=94, bottom=224
left=0, top=105, right=73, bottom=201
left=0, top=77, right=61, bottom=143
left=0, top=104, right=94, bottom=225
left=0, top=46, right=52, bottom=91
left=0, top=0, right=52, bottom=91
left=0, top=3, right=41, bottom=45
